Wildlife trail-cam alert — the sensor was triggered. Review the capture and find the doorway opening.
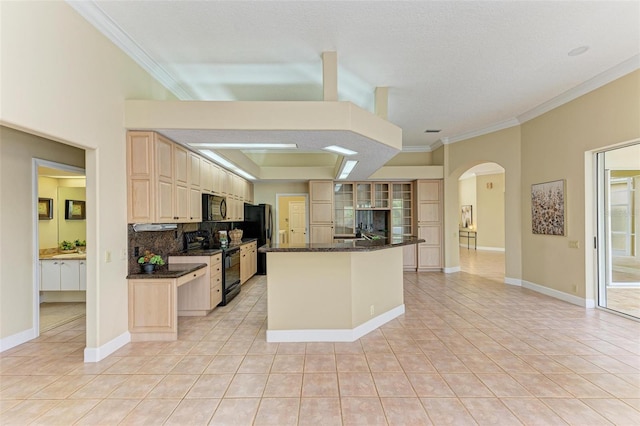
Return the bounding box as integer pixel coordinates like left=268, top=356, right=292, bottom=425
left=34, top=159, right=87, bottom=334
left=458, top=162, right=506, bottom=282
left=596, top=143, right=640, bottom=319
left=275, top=194, right=309, bottom=244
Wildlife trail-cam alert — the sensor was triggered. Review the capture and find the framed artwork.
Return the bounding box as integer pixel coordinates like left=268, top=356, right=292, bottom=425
left=461, top=205, right=473, bottom=228
left=531, top=179, right=565, bottom=235
left=38, top=198, right=53, bottom=220
left=65, top=199, right=86, bottom=220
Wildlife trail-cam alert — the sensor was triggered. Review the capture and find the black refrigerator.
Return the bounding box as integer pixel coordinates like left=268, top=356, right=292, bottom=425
left=243, top=203, right=272, bottom=275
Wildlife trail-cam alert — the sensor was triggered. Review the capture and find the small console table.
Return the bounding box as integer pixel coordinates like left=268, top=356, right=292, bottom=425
left=459, top=229, right=477, bottom=250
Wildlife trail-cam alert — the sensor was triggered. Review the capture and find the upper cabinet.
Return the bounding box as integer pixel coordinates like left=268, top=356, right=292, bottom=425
left=127, top=131, right=253, bottom=224
left=309, top=180, right=334, bottom=243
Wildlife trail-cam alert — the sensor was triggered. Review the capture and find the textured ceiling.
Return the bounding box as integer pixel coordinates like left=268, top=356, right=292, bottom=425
left=71, top=0, right=640, bottom=176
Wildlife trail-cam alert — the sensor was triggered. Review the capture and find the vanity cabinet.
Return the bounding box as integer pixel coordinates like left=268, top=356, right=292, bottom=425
left=240, top=241, right=258, bottom=284
left=40, top=259, right=86, bottom=291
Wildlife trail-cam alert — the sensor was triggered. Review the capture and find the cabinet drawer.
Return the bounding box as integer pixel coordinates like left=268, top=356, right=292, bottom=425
left=211, top=282, right=222, bottom=307
left=211, top=253, right=222, bottom=265
left=176, top=266, right=206, bottom=287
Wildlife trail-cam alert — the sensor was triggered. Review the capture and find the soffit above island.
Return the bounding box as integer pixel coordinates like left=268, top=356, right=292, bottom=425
left=125, top=99, right=402, bottom=181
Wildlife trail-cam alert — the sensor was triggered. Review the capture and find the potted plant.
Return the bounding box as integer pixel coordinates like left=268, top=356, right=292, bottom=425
left=137, top=250, right=165, bottom=273
left=74, top=239, right=86, bottom=253
left=59, top=240, right=76, bottom=253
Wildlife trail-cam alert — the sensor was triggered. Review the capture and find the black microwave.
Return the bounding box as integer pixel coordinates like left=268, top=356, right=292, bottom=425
left=202, top=194, right=227, bottom=221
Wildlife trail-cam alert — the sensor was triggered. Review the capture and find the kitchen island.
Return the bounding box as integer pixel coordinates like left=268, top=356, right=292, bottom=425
left=259, top=236, right=423, bottom=342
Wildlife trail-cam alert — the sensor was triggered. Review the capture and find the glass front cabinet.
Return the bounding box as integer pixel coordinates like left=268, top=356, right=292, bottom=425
left=334, top=183, right=355, bottom=236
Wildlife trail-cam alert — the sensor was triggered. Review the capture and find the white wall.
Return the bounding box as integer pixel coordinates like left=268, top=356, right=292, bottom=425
left=0, top=1, right=176, bottom=356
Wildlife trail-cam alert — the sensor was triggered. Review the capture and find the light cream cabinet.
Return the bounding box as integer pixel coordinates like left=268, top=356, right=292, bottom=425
left=415, top=180, right=443, bottom=270
left=128, top=266, right=206, bottom=341
left=127, top=131, right=195, bottom=223
left=40, top=259, right=86, bottom=291
left=240, top=241, right=258, bottom=284
left=169, top=253, right=222, bottom=315
left=309, top=180, right=334, bottom=243
left=391, top=182, right=417, bottom=270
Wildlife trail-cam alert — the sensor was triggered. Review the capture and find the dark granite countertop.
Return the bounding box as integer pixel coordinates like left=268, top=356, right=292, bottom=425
left=259, top=236, right=424, bottom=253
left=127, top=263, right=207, bottom=279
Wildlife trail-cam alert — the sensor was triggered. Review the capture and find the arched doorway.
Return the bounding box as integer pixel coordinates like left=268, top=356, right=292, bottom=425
left=458, top=162, right=506, bottom=282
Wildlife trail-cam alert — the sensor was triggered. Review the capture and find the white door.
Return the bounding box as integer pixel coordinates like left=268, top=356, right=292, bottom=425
left=289, top=201, right=307, bottom=244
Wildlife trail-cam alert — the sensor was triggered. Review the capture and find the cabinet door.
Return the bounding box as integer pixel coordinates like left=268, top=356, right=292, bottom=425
left=127, top=132, right=154, bottom=223
left=356, top=183, right=372, bottom=209
left=156, top=136, right=175, bottom=222
left=189, top=152, right=201, bottom=188
left=175, top=183, right=189, bottom=221
left=174, top=145, right=189, bottom=187
left=418, top=225, right=442, bottom=269
left=374, top=183, right=390, bottom=209
left=334, top=183, right=355, bottom=235
left=417, top=180, right=441, bottom=202
left=402, top=244, right=417, bottom=270
left=79, top=261, right=87, bottom=291
left=310, top=181, right=333, bottom=203
left=311, top=225, right=333, bottom=243
left=41, top=260, right=61, bottom=290
left=240, top=245, right=249, bottom=284
left=60, top=260, right=80, bottom=291
left=418, top=202, right=440, bottom=223
left=189, top=187, right=202, bottom=222
left=311, top=202, right=333, bottom=224
left=157, top=180, right=175, bottom=222
left=201, top=160, right=214, bottom=193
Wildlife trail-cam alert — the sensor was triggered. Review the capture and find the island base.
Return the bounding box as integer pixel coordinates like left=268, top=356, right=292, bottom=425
left=266, top=246, right=405, bottom=342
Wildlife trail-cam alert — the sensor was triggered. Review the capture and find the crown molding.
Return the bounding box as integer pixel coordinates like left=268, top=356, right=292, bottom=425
left=401, top=145, right=432, bottom=153
left=518, top=54, right=640, bottom=124
left=447, top=118, right=520, bottom=144
left=67, top=0, right=195, bottom=100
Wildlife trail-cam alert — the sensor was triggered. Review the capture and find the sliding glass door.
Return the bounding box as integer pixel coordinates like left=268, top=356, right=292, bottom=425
left=596, top=144, right=640, bottom=319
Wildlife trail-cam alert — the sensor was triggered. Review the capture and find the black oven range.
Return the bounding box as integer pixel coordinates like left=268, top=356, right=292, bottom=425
left=184, top=230, right=240, bottom=306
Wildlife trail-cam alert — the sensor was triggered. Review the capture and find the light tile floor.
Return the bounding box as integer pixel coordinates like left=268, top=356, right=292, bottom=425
left=2, top=254, right=640, bottom=425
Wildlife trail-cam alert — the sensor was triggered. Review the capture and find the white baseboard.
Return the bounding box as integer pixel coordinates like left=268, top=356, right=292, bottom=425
left=443, top=266, right=461, bottom=273
left=459, top=244, right=505, bottom=252
left=0, top=327, right=37, bottom=353
left=84, top=331, right=131, bottom=362
left=504, top=277, right=522, bottom=286
left=522, top=280, right=593, bottom=308
left=266, top=305, right=405, bottom=343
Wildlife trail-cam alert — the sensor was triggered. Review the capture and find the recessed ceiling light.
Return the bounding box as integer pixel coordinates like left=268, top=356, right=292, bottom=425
left=338, top=160, right=358, bottom=180
left=568, top=46, right=589, bottom=57
left=323, top=145, right=358, bottom=156
left=190, top=143, right=297, bottom=149
left=424, top=129, right=441, bottom=133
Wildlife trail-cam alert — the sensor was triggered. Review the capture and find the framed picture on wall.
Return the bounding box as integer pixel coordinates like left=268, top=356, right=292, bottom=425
left=65, top=199, right=86, bottom=220
left=38, top=198, right=53, bottom=220
left=531, top=179, right=565, bottom=236
left=461, top=205, right=472, bottom=228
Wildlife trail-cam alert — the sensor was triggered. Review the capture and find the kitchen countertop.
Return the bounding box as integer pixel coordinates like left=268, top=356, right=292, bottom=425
left=127, top=262, right=206, bottom=279
left=39, top=252, right=87, bottom=260
left=259, top=235, right=424, bottom=253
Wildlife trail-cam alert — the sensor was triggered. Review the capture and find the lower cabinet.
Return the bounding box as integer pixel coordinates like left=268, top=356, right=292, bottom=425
left=169, top=253, right=222, bottom=316
left=402, top=244, right=417, bottom=271
left=240, top=241, right=258, bottom=284
left=40, top=259, right=86, bottom=291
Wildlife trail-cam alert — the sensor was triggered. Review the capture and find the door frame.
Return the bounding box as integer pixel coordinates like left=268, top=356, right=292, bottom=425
left=32, top=158, right=86, bottom=336
left=274, top=193, right=309, bottom=244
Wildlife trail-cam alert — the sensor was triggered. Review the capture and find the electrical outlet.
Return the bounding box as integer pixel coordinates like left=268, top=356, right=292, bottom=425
left=571, top=284, right=577, bottom=293
left=569, top=241, right=580, bottom=249
left=105, top=250, right=112, bottom=263
left=370, top=305, right=375, bottom=316
left=120, top=249, right=127, bottom=260
left=134, top=247, right=140, bottom=257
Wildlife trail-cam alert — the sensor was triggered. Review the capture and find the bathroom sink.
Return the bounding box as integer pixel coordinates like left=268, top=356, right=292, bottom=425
left=51, top=253, right=86, bottom=259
